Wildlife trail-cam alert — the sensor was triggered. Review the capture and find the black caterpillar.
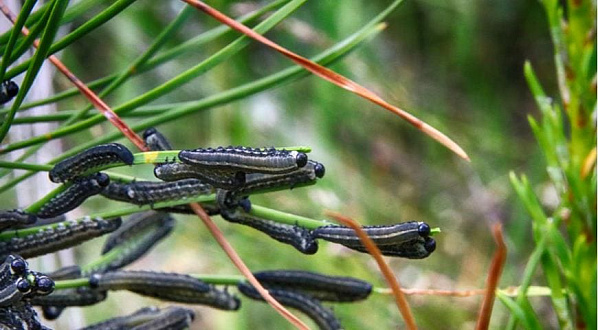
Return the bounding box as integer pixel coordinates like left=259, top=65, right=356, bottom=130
left=49, top=143, right=133, bottom=183
left=178, top=146, right=308, bottom=174
left=101, top=179, right=214, bottom=206
left=0, top=217, right=121, bottom=259
left=237, top=282, right=341, bottom=330
left=37, top=173, right=110, bottom=219
left=81, top=306, right=194, bottom=330
left=0, top=210, right=36, bottom=232
left=312, top=221, right=430, bottom=248
left=154, top=162, right=246, bottom=190
left=90, top=271, right=240, bottom=310
left=252, top=270, right=372, bottom=302
left=219, top=205, right=318, bottom=255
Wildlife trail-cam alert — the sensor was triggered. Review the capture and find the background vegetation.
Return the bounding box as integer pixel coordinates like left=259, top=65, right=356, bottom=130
left=0, top=0, right=594, bottom=329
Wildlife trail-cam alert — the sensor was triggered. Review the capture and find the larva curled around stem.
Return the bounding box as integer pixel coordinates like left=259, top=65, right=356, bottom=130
left=100, top=179, right=214, bottom=206
left=154, top=162, right=245, bottom=190
left=252, top=270, right=372, bottom=302
left=0, top=80, right=18, bottom=104
left=37, top=173, right=110, bottom=219
left=219, top=205, right=318, bottom=255
left=178, top=146, right=308, bottom=174
left=49, top=143, right=134, bottom=183
left=0, top=209, right=36, bottom=232
left=0, top=217, right=122, bottom=259
left=312, top=221, right=431, bottom=248
left=80, top=306, right=195, bottom=330
left=237, top=283, right=341, bottom=330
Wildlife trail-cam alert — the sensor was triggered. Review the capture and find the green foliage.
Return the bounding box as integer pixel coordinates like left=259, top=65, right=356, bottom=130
left=505, top=0, right=596, bottom=328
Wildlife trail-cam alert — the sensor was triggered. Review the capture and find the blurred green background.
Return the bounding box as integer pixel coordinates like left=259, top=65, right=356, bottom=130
left=1, top=0, right=589, bottom=328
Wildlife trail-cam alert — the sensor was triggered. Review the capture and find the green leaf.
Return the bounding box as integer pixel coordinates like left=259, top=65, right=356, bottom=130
left=0, top=0, right=70, bottom=142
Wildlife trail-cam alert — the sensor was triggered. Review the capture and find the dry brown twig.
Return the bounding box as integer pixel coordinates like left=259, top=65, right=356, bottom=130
left=475, top=223, right=507, bottom=330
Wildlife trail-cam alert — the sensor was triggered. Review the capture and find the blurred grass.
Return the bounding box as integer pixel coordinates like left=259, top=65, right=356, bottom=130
left=0, top=0, right=594, bottom=329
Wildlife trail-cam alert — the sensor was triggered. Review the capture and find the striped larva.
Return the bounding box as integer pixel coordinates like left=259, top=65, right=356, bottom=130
left=143, top=127, right=173, bottom=151
left=89, top=271, right=211, bottom=294
left=130, top=306, right=195, bottom=330
left=0, top=210, right=36, bottom=232
left=89, top=271, right=240, bottom=310
left=0, top=278, right=30, bottom=307
left=49, top=143, right=134, bottom=183
left=126, top=285, right=239, bottom=311
left=220, top=206, right=318, bottom=255
left=0, top=300, right=46, bottom=329
left=217, top=160, right=325, bottom=209
left=252, top=270, right=372, bottom=302
left=100, top=179, right=214, bottom=206
left=237, top=283, right=341, bottom=330
left=37, top=173, right=110, bottom=219
left=101, top=211, right=172, bottom=254
left=154, top=162, right=245, bottom=190
left=0, top=217, right=122, bottom=259
left=178, top=146, right=308, bottom=174
left=312, top=221, right=431, bottom=248
left=30, top=287, right=107, bottom=307
left=90, top=216, right=174, bottom=273
left=0, top=80, right=18, bottom=104
left=350, top=236, right=437, bottom=259
left=81, top=306, right=195, bottom=330
left=0, top=255, right=27, bottom=288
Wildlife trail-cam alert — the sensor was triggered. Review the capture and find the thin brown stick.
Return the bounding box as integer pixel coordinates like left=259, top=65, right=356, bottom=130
left=0, top=4, right=307, bottom=328
left=181, top=0, right=470, bottom=162
left=325, top=211, right=417, bottom=330
left=188, top=203, right=309, bottom=329
left=400, top=288, right=487, bottom=297
left=0, top=2, right=146, bottom=151
left=475, top=223, right=507, bottom=330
